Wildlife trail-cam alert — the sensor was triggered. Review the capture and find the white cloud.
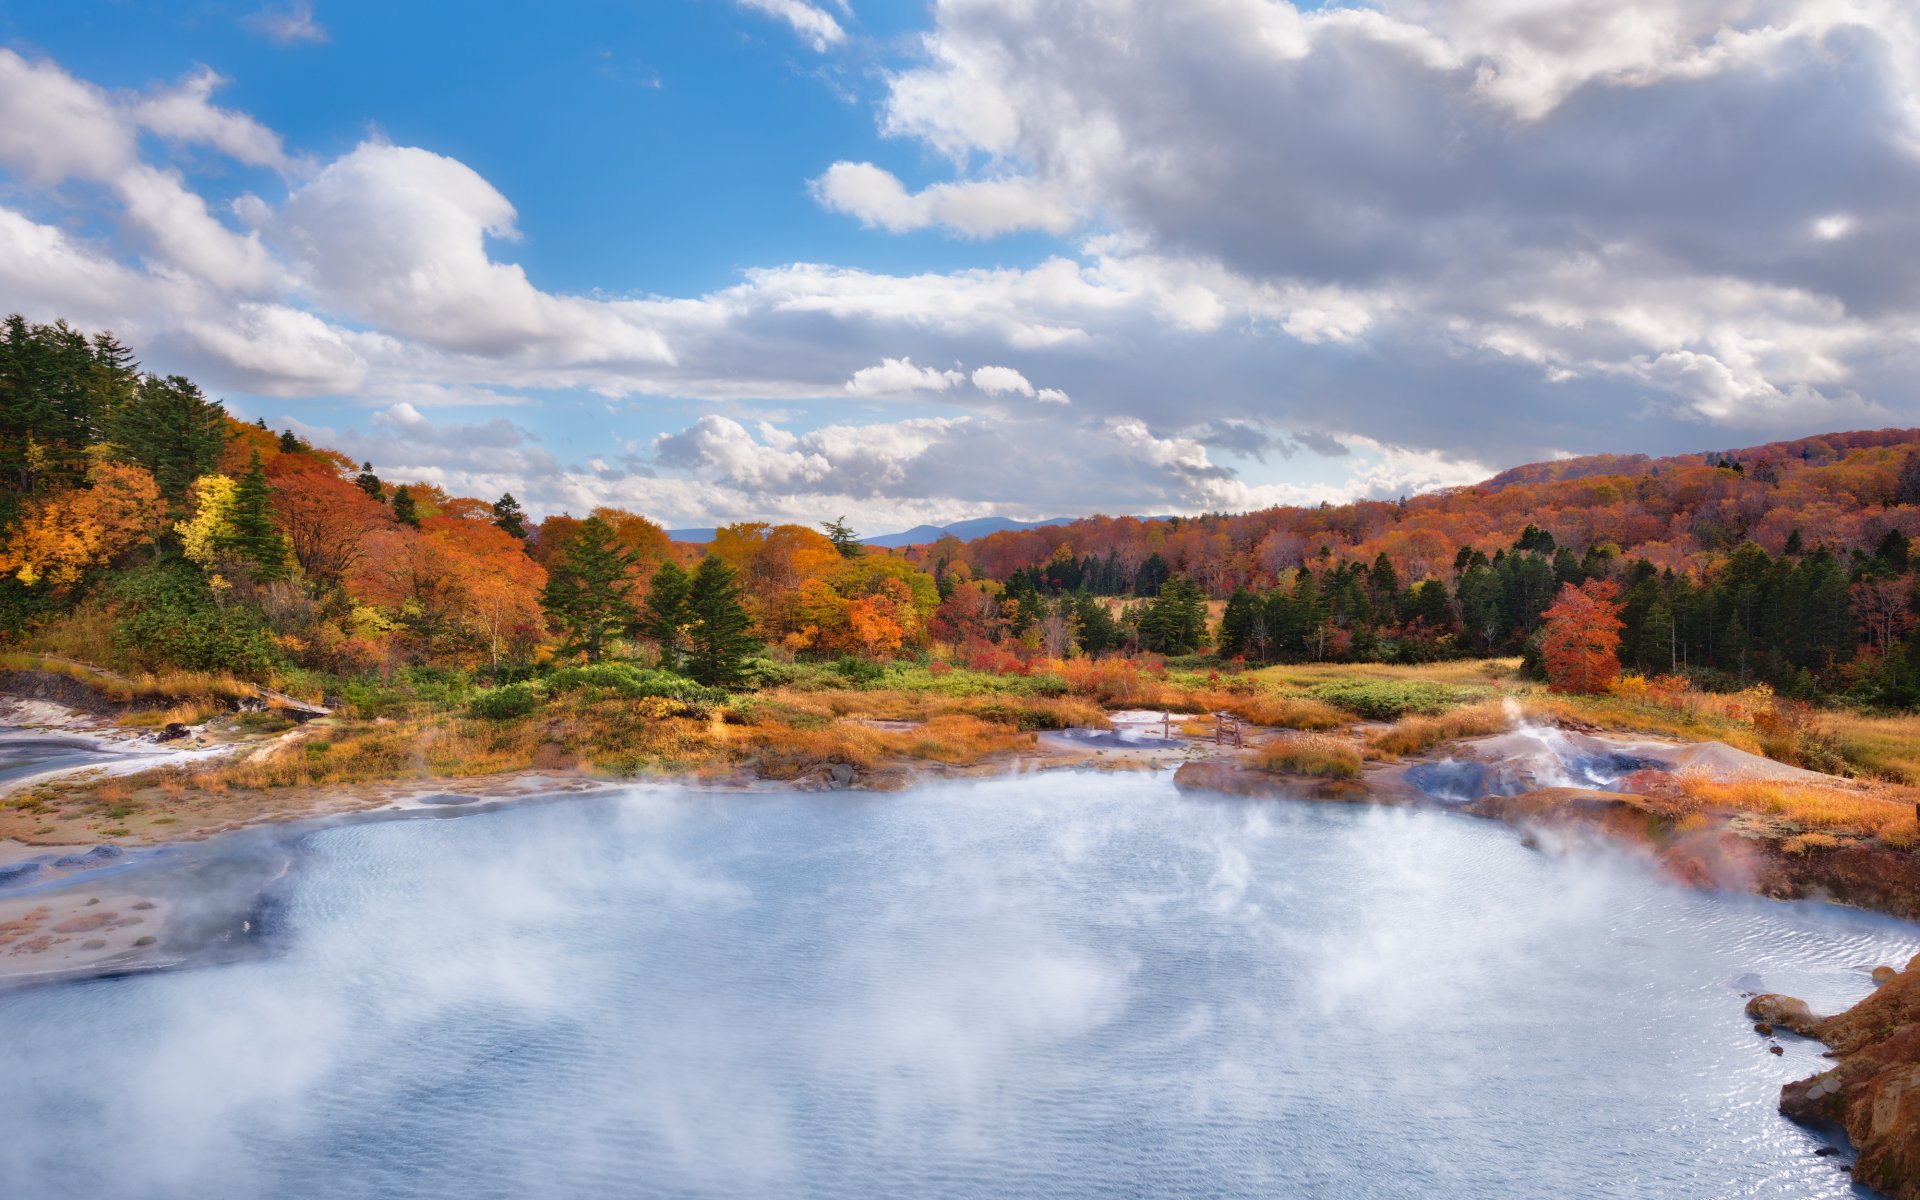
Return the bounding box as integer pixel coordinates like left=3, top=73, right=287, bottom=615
left=247, top=2, right=329, bottom=46
left=970, top=365, right=1034, bottom=396
left=845, top=356, right=964, bottom=395
left=735, top=0, right=846, bottom=52
left=134, top=68, right=300, bottom=173
left=812, top=161, right=1077, bottom=238
left=1036, top=388, right=1070, bottom=405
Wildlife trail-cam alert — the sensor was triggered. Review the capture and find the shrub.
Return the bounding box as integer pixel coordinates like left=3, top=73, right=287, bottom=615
left=109, top=561, right=283, bottom=677
left=546, top=662, right=728, bottom=709
left=470, top=682, right=541, bottom=721
left=1307, top=678, right=1465, bottom=721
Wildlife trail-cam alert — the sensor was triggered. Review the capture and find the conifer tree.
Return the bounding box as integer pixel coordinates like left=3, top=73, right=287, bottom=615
left=638, top=560, right=691, bottom=671
left=540, top=515, right=637, bottom=662
left=354, top=462, right=384, bottom=501
left=224, top=451, right=289, bottom=580
left=821, top=515, right=862, bottom=559
left=491, top=493, right=528, bottom=540
left=104, top=374, right=226, bottom=509
left=1138, top=574, right=1207, bottom=654
left=1073, top=593, right=1121, bottom=657
left=683, top=555, right=759, bottom=687
left=277, top=429, right=305, bottom=454
left=391, top=484, right=420, bottom=528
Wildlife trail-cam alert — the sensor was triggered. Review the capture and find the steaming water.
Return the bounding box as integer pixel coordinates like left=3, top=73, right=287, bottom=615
left=4, top=771, right=1915, bottom=1199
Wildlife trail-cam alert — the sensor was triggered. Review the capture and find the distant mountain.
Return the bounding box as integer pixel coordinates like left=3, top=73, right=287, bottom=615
left=862, top=516, right=1076, bottom=548
left=666, top=516, right=1076, bottom=547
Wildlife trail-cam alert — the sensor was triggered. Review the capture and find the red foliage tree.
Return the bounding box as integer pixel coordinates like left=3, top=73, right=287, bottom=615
left=1540, top=579, right=1625, bottom=694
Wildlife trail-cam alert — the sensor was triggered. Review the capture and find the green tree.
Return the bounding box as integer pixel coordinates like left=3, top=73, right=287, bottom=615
left=104, top=373, right=226, bottom=510
left=1073, top=593, right=1121, bottom=657
left=821, top=515, right=862, bottom=559
left=638, top=559, right=691, bottom=671
left=391, top=484, right=421, bottom=528
left=540, top=515, right=638, bottom=662
left=223, top=451, right=289, bottom=580
left=683, top=555, right=759, bottom=687
left=491, top=492, right=528, bottom=540
left=1137, top=574, right=1208, bottom=654
left=354, top=462, right=384, bottom=501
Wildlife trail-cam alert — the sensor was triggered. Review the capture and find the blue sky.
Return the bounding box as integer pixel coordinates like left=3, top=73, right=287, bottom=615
left=1, top=1, right=1915, bottom=530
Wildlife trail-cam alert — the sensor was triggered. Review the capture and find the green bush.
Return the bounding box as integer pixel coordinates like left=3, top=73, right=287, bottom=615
left=1307, top=678, right=1466, bottom=721
left=833, top=655, right=887, bottom=685
left=546, top=662, right=728, bottom=708
left=470, top=682, right=541, bottom=720
left=109, top=560, right=283, bottom=676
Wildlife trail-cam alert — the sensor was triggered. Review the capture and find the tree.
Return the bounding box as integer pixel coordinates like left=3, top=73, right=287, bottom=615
left=225, top=451, right=289, bottom=580
left=540, top=515, right=638, bottom=662
left=1897, top=451, right=1920, bottom=507
left=0, top=462, right=165, bottom=589
left=1074, top=593, right=1122, bottom=656
left=822, top=515, right=862, bottom=559
left=637, top=560, right=691, bottom=670
left=354, top=462, right=384, bottom=501
left=1138, top=574, right=1208, bottom=654
left=277, top=429, right=305, bottom=454
left=268, top=454, right=391, bottom=588
left=105, top=374, right=227, bottom=510
left=491, top=493, right=528, bottom=540
left=683, top=555, right=759, bottom=686
left=391, top=484, right=421, bottom=528
left=1540, top=580, right=1625, bottom=694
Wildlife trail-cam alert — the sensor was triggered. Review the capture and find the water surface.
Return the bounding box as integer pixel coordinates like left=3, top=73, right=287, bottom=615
left=3, top=771, right=1912, bottom=1198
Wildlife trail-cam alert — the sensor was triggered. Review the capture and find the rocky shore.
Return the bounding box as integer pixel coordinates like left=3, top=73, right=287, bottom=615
left=1750, top=956, right=1920, bottom=1198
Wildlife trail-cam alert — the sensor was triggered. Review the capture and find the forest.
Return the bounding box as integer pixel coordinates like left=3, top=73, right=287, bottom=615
left=3, top=314, right=1919, bottom=712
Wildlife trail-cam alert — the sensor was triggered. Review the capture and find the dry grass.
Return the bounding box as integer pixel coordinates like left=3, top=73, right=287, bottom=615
left=1258, top=732, right=1363, bottom=779
left=0, top=652, right=255, bottom=704
left=1253, top=658, right=1522, bottom=690
left=1820, top=712, right=1920, bottom=786
left=1214, top=692, right=1349, bottom=730
left=1667, top=770, right=1919, bottom=847
left=1365, top=700, right=1512, bottom=759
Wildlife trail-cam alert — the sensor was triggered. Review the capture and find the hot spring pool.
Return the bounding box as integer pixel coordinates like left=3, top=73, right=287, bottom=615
left=2, top=770, right=1912, bottom=1198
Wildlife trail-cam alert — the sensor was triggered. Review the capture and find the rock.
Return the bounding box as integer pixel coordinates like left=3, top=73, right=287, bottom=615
left=827, top=763, right=857, bottom=789
left=0, top=862, right=41, bottom=886
left=1877, top=966, right=1898, bottom=985
left=1771, top=1045, right=1785, bottom=1056
left=1756, top=1022, right=1775, bottom=1036
left=53, top=845, right=123, bottom=869
left=1747, top=993, right=1823, bottom=1037
left=156, top=722, right=190, bottom=741
left=1777, top=954, right=1920, bottom=1199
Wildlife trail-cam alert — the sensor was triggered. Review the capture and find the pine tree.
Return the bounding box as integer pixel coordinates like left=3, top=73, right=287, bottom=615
left=821, top=515, right=862, bottom=559
left=540, top=515, right=638, bottom=662
left=354, top=462, right=384, bottom=501
left=104, top=373, right=226, bottom=509
left=683, top=555, right=759, bottom=687
left=277, top=429, right=305, bottom=454
left=1138, top=574, right=1207, bottom=654
left=223, top=450, right=288, bottom=580
left=491, top=493, right=528, bottom=540
left=638, top=560, right=691, bottom=671
left=391, top=484, right=420, bottom=528
left=1073, top=593, right=1121, bottom=657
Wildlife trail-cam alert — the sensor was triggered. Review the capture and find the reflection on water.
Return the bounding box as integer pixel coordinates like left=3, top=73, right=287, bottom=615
left=2, top=771, right=1913, bottom=1199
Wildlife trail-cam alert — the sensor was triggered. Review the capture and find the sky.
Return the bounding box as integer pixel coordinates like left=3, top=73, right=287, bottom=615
left=2, top=0, right=1918, bottom=533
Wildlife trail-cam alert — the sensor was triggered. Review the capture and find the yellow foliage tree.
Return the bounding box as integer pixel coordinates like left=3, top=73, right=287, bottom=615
left=175, top=474, right=238, bottom=570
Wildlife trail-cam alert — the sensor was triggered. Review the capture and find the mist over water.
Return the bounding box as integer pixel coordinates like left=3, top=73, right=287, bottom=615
left=4, top=772, right=1914, bottom=1199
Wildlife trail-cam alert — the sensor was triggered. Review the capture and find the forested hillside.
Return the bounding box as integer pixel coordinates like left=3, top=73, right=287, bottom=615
left=2, top=314, right=1917, bottom=709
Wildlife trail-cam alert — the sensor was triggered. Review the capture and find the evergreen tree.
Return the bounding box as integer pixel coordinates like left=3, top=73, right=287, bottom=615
left=104, top=373, right=226, bottom=509
left=224, top=451, right=288, bottom=580
left=683, top=555, right=759, bottom=687
left=1137, top=574, right=1207, bottom=654
left=1217, top=587, right=1259, bottom=658
left=391, top=484, right=421, bottom=528
left=491, top=492, right=528, bottom=540
left=638, top=560, right=691, bottom=671
left=277, top=429, right=305, bottom=454
left=354, top=462, right=384, bottom=501
left=540, top=515, right=638, bottom=662
left=1133, top=551, right=1171, bottom=597
left=1073, top=593, right=1121, bottom=657
left=821, top=515, right=862, bottom=559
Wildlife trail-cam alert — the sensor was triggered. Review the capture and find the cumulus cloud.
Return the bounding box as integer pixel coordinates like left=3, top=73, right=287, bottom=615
left=812, top=162, right=1077, bottom=238
left=969, top=365, right=1033, bottom=396
left=845, top=356, right=964, bottom=396
left=736, top=0, right=847, bottom=52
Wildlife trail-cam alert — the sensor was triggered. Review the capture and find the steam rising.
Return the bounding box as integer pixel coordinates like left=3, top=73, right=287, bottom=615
left=2, top=775, right=1915, bottom=1198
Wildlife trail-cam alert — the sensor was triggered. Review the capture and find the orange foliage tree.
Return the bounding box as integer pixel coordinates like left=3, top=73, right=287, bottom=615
left=0, top=462, right=166, bottom=588
left=267, top=453, right=393, bottom=588
left=1539, top=579, right=1625, bottom=694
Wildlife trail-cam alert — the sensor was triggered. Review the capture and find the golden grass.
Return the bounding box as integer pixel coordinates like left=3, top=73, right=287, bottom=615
left=1820, top=712, right=1920, bottom=786
left=1365, top=699, right=1512, bottom=759
left=1252, top=658, right=1522, bottom=690
left=1668, top=770, right=1919, bottom=847
left=0, top=652, right=254, bottom=703
left=1258, top=732, right=1363, bottom=779
left=1214, top=692, right=1349, bottom=730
